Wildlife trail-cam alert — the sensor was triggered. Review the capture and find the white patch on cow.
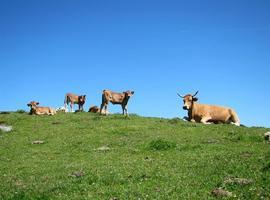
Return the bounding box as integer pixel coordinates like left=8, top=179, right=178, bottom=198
left=231, top=122, right=240, bottom=126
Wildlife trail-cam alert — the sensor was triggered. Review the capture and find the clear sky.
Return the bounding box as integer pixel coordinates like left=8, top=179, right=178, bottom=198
left=0, top=0, right=269, bottom=127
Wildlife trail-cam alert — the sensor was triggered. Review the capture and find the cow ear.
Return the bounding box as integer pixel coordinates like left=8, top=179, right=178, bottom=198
left=193, top=97, right=198, bottom=101
left=27, top=103, right=31, bottom=107
left=131, top=91, right=134, bottom=95
left=36, top=102, right=40, bottom=105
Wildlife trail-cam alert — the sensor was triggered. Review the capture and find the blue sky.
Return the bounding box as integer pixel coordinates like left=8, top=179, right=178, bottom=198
left=0, top=0, right=269, bottom=127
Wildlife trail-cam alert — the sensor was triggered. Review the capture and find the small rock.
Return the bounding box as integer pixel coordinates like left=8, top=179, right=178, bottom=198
left=0, top=124, right=12, bottom=132
left=264, top=132, right=270, bottom=141
left=70, top=171, right=85, bottom=178
left=224, top=177, right=253, bottom=185
left=203, top=139, right=220, bottom=144
left=32, top=140, right=44, bottom=144
left=211, top=188, right=232, bottom=197
left=109, top=197, right=118, bottom=200
left=95, top=146, right=110, bottom=152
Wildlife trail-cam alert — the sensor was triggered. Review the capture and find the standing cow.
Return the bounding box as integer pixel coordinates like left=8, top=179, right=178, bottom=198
left=178, top=91, right=240, bottom=126
left=64, top=93, right=86, bottom=112
left=100, top=90, right=134, bottom=116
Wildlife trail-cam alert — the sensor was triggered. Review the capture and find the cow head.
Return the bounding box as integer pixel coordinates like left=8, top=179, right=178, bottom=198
left=78, top=95, right=86, bottom=105
left=27, top=101, right=39, bottom=108
left=124, top=91, right=134, bottom=98
left=177, top=91, right=198, bottom=110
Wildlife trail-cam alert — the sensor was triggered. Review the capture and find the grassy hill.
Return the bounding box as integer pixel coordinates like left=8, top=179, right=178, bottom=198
left=0, top=112, right=270, bottom=199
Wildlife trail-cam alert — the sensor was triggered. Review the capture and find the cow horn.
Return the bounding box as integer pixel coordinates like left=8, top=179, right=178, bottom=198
left=177, top=93, right=184, bottom=98
left=192, top=91, right=199, bottom=97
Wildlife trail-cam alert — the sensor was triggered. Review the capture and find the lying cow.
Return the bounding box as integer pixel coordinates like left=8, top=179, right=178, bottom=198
left=178, top=91, right=240, bottom=126
left=64, top=93, right=86, bottom=112
left=88, top=105, right=110, bottom=115
left=100, top=90, right=134, bottom=116
left=27, top=101, right=56, bottom=115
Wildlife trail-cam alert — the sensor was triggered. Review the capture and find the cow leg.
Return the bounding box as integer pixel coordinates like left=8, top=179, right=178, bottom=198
left=100, top=103, right=105, bottom=115
left=100, top=102, right=108, bottom=115
left=99, top=103, right=104, bottom=114
left=64, top=96, right=69, bottom=112
left=190, top=119, right=196, bottom=123
left=70, top=103, right=73, bottom=112
left=122, top=105, right=128, bottom=116
left=104, top=104, right=108, bottom=115
left=201, top=116, right=212, bottom=124
left=121, top=104, right=125, bottom=115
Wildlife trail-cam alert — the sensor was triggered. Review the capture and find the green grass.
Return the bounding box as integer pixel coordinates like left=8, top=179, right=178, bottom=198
left=0, top=113, right=270, bottom=199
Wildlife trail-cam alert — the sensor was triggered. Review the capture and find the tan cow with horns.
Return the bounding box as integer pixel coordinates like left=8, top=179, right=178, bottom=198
left=178, top=91, right=240, bottom=126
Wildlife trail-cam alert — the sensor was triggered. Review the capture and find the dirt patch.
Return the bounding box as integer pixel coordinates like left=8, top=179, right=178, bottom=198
left=224, top=177, right=253, bottom=185
left=211, top=188, right=232, bottom=197
left=202, top=139, right=220, bottom=144
left=52, top=121, right=62, bottom=125
left=240, top=151, right=253, bottom=158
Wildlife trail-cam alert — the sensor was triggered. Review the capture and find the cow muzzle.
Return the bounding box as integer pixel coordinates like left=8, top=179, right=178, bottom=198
left=183, top=106, right=188, bottom=110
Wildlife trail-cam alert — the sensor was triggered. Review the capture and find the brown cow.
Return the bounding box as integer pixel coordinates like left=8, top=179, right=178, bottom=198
left=100, top=90, right=134, bottom=116
left=178, top=91, right=240, bottom=126
left=88, top=105, right=110, bottom=115
left=27, top=101, right=56, bottom=115
left=64, top=93, right=86, bottom=112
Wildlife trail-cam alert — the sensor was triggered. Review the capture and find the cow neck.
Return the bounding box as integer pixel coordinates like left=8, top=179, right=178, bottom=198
left=189, top=101, right=196, bottom=119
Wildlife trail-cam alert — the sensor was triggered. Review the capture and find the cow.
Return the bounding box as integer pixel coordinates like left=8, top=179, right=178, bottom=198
left=177, top=91, right=240, bottom=126
left=27, top=101, right=56, bottom=115
left=64, top=93, right=86, bottom=112
left=100, top=90, right=134, bottom=116
left=88, top=105, right=110, bottom=115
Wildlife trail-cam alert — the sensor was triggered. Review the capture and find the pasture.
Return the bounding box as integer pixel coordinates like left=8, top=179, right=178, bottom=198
left=0, top=112, right=269, bottom=199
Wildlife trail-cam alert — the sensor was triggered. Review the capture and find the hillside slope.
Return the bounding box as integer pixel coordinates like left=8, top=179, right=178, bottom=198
left=0, top=113, right=270, bottom=199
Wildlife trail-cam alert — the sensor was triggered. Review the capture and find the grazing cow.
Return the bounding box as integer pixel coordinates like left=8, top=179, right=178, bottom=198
left=64, top=93, right=86, bottom=112
left=100, top=90, right=134, bottom=116
left=177, top=91, right=240, bottom=126
left=88, top=105, right=110, bottom=115
left=27, top=101, right=56, bottom=115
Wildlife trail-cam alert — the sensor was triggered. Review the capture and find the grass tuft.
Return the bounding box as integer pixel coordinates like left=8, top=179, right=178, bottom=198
left=147, top=139, right=176, bottom=151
